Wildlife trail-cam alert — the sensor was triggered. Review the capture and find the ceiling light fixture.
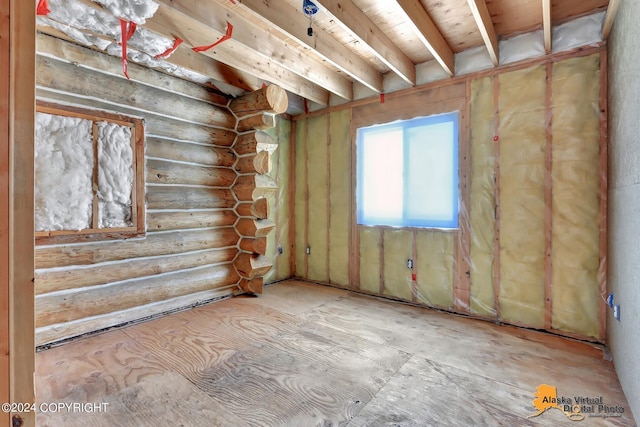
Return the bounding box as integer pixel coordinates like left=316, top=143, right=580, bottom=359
left=303, top=0, right=319, bottom=36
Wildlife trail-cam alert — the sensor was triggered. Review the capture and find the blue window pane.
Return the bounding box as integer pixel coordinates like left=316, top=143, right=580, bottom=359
left=357, top=112, right=458, bottom=229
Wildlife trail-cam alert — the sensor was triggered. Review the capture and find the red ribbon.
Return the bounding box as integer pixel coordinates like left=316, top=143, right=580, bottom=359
left=120, top=19, right=137, bottom=79
left=192, top=22, right=234, bottom=53
left=154, top=38, right=183, bottom=60
left=380, top=93, right=385, bottom=104
left=37, top=0, right=51, bottom=15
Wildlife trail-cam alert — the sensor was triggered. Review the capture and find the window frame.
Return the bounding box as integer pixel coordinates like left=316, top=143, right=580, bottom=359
left=35, top=101, right=145, bottom=245
left=356, top=111, right=459, bottom=229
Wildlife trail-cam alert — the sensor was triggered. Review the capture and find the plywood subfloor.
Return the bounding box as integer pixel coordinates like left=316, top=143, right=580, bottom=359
left=35, top=280, right=636, bottom=426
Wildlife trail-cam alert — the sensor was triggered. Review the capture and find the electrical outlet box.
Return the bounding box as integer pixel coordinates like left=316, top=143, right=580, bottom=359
left=407, top=259, right=413, bottom=269
left=278, top=245, right=283, bottom=255
left=306, top=246, right=311, bottom=255
left=613, top=304, right=621, bottom=321
left=607, top=293, right=615, bottom=308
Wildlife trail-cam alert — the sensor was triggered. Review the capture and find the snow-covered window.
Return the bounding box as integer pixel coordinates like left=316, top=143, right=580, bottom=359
left=35, top=102, right=145, bottom=243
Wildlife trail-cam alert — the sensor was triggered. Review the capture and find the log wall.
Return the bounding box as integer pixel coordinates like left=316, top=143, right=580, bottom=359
left=292, top=49, right=606, bottom=341
left=34, top=34, right=244, bottom=347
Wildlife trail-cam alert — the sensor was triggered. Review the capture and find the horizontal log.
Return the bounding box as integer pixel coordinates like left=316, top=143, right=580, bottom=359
left=234, top=253, right=273, bottom=280
left=147, top=159, right=237, bottom=187
left=234, top=151, right=271, bottom=175
left=146, top=116, right=235, bottom=146
left=237, top=113, right=276, bottom=132
left=35, top=247, right=238, bottom=295
left=36, top=264, right=239, bottom=327
left=235, top=218, right=275, bottom=238
left=229, top=85, right=288, bottom=116
left=234, top=130, right=277, bottom=155
left=36, top=55, right=236, bottom=129
left=35, top=227, right=239, bottom=269
left=239, top=278, right=264, bottom=294
left=235, top=198, right=269, bottom=219
left=147, top=209, right=237, bottom=232
left=36, top=286, right=237, bottom=346
left=147, top=186, right=236, bottom=210
left=239, top=237, right=267, bottom=255
left=232, top=175, right=278, bottom=201
left=36, top=33, right=230, bottom=107
left=147, top=137, right=236, bottom=166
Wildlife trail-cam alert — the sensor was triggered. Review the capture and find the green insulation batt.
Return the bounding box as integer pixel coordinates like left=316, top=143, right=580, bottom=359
left=498, top=65, right=546, bottom=329
left=551, top=55, right=601, bottom=338
left=294, top=119, right=307, bottom=277
left=263, top=189, right=278, bottom=284
left=415, top=230, right=455, bottom=309
left=306, top=114, right=329, bottom=282
left=263, top=118, right=292, bottom=283
left=469, top=76, right=497, bottom=317
left=328, top=110, right=351, bottom=287
left=383, top=228, right=413, bottom=301
left=359, top=226, right=381, bottom=294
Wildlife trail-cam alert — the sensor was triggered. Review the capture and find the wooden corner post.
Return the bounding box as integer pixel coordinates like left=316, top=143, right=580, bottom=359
left=231, top=85, right=288, bottom=294
left=1, top=1, right=36, bottom=426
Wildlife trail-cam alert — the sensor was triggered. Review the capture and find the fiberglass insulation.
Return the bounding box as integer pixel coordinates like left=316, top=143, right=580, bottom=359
left=328, top=110, right=351, bottom=287
left=498, top=65, right=547, bottom=329
left=469, top=76, right=497, bottom=317
left=383, top=228, right=414, bottom=301
left=306, top=115, right=329, bottom=282
left=550, top=54, right=601, bottom=338
left=97, top=121, right=134, bottom=228
left=35, top=112, right=94, bottom=231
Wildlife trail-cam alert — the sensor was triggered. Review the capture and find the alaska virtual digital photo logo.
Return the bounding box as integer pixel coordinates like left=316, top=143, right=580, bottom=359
left=529, top=384, right=625, bottom=421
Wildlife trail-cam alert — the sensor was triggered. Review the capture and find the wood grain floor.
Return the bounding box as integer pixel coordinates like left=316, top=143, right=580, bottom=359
left=35, top=280, right=636, bottom=426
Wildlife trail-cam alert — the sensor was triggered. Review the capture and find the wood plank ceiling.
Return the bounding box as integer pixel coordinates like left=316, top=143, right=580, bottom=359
left=37, top=0, right=615, bottom=114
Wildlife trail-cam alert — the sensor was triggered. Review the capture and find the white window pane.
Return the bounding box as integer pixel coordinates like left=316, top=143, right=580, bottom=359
left=97, top=122, right=134, bottom=228
left=34, top=112, right=94, bottom=231
left=359, top=128, right=403, bottom=224
left=406, top=122, right=456, bottom=223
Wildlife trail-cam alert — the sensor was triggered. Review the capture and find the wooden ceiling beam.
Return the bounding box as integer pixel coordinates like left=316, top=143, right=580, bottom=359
left=602, top=0, right=621, bottom=39
left=314, top=0, right=416, bottom=86
left=37, top=23, right=262, bottom=94
left=65, top=0, right=263, bottom=92
left=542, top=0, right=552, bottom=53
left=467, top=0, right=499, bottom=65
left=230, top=0, right=383, bottom=94
left=153, top=0, right=346, bottom=103
left=396, top=0, right=455, bottom=76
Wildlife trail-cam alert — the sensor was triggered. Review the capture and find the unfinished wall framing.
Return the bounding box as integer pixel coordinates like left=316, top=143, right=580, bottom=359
left=292, top=46, right=607, bottom=341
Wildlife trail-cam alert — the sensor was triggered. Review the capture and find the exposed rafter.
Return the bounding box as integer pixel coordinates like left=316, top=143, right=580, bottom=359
left=467, top=0, right=499, bottom=65
left=396, top=0, right=455, bottom=76
left=314, top=0, right=416, bottom=86
left=542, top=0, right=552, bottom=53
left=145, top=0, right=330, bottom=105
left=153, top=0, right=349, bottom=103
left=602, top=0, right=621, bottom=39
left=230, top=0, right=383, bottom=94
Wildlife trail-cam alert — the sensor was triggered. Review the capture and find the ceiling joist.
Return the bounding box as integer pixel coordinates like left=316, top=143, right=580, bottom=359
left=230, top=0, right=383, bottom=94
left=153, top=0, right=348, bottom=103
left=542, top=0, right=552, bottom=53
left=314, top=0, right=417, bottom=87
left=467, top=0, right=499, bottom=65
left=148, top=0, right=331, bottom=105
left=396, top=0, right=455, bottom=76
